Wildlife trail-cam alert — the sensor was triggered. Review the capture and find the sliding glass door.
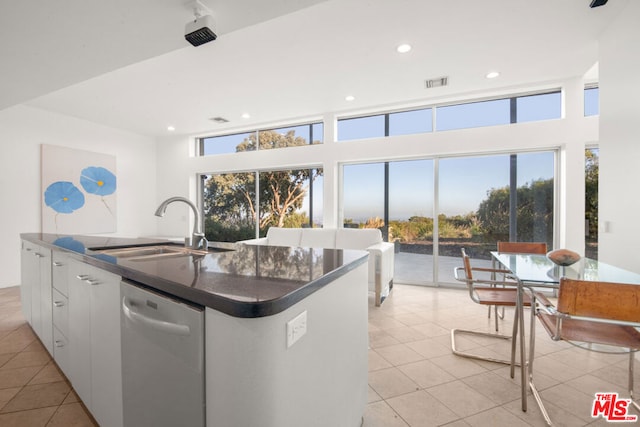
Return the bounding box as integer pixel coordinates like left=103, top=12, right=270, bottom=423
left=342, top=151, right=555, bottom=286
left=388, top=160, right=434, bottom=284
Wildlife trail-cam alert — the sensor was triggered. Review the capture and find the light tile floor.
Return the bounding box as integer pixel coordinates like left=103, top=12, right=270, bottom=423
left=0, top=286, right=97, bottom=426
left=364, top=284, right=639, bottom=427
left=1, top=284, right=638, bottom=426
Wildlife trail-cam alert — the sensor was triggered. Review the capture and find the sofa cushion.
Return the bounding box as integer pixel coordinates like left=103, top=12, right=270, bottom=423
left=300, top=229, right=336, bottom=248
left=266, top=227, right=302, bottom=247
left=335, top=228, right=382, bottom=250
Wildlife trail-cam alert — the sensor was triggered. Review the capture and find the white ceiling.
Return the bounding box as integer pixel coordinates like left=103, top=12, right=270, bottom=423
left=1, top=0, right=629, bottom=138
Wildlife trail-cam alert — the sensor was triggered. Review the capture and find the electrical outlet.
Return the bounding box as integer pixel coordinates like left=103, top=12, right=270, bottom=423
left=286, top=310, right=307, bottom=348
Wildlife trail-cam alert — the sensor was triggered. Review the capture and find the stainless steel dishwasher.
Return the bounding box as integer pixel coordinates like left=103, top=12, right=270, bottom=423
left=121, top=280, right=205, bottom=427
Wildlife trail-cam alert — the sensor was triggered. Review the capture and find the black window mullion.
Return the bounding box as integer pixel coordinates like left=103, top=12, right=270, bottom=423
left=509, top=98, right=517, bottom=241
left=383, top=115, right=390, bottom=241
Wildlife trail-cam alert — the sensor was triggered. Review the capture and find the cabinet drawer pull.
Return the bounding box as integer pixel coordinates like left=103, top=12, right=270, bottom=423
left=53, top=262, right=64, bottom=267
left=55, top=340, right=65, bottom=348
left=84, top=279, right=101, bottom=286
left=53, top=301, right=65, bottom=307
left=76, top=274, right=89, bottom=280
left=33, top=252, right=43, bottom=258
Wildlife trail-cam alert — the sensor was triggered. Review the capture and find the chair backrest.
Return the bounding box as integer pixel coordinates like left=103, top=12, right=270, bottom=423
left=461, top=248, right=473, bottom=281
left=497, top=241, right=547, bottom=255
left=558, top=278, right=640, bottom=323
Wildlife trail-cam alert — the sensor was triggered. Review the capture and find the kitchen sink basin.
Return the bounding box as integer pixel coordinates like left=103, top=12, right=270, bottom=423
left=93, top=245, right=210, bottom=261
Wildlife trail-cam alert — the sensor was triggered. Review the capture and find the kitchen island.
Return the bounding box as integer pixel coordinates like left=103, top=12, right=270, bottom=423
left=20, top=233, right=369, bottom=427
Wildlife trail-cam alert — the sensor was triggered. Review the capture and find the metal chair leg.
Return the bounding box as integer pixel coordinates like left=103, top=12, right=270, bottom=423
left=451, top=327, right=522, bottom=366
left=630, top=351, right=640, bottom=412
left=510, top=303, right=519, bottom=378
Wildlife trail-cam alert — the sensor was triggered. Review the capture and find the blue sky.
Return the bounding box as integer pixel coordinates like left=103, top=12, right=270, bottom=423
left=342, top=151, right=554, bottom=221
left=206, top=89, right=599, bottom=224
left=339, top=91, right=566, bottom=221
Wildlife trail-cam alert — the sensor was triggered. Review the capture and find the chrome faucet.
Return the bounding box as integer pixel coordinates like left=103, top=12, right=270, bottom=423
left=154, top=196, right=208, bottom=250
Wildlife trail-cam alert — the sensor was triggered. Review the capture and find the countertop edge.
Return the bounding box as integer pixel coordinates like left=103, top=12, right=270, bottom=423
left=21, top=233, right=369, bottom=318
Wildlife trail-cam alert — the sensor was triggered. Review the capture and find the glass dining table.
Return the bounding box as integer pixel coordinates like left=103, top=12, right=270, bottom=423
left=490, top=251, right=640, bottom=414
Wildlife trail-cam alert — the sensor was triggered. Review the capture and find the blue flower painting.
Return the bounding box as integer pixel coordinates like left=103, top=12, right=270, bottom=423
left=44, top=181, right=85, bottom=214
left=41, top=145, right=118, bottom=234
left=80, top=166, right=116, bottom=196
left=80, top=166, right=116, bottom=216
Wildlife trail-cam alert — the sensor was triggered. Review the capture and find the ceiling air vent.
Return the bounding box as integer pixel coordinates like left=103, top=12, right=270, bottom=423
left=210, top=117, right=229, bottom=123
left=425, top=76, right=448, bottom=89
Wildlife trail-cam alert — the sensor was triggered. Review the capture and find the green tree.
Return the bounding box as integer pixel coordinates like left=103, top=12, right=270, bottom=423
left=476, top=179, right=553, bottom=242
left=203, top=130, right=322, bottom=240
left=203, top=172, right=256, bottom=241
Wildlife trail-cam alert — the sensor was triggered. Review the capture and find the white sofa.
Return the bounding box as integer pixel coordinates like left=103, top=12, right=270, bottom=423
left=239, top=227, right=394, bottom=306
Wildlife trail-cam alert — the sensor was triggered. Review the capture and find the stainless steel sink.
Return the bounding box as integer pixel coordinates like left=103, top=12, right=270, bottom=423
left=93, top=245, right=210, bottom=261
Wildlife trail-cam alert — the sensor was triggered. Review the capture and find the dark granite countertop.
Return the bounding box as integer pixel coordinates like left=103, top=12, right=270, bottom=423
left=21, top=233, right=369, bottom=318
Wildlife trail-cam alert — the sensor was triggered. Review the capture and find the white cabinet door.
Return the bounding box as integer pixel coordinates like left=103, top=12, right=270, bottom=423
left=52, top=250, right=69, bottom=296
left=38, top=247, right=53, bottom=355
left=89, top=267, right=123, bottom=427
left=67, top=259, right=93, bottom=408
left=20, top=241, right=36, bottom=324
left=67, top=258, right=123, bottom=427
left=52, top=326, right=70, bottom=376
left=20, top=241, right=53, bottom=354
left=52, top=288, right=70, bottom=377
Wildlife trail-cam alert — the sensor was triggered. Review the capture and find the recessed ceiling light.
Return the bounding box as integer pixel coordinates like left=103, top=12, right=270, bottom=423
left=167, top=126, right=175, bottom=131
left=396, top=44, right=412, bottom=53
left=486, top=71, right=500, bottom=79
left=345, top=95, right=355, bottom=102
left=241, top=113, right=251, bottom=119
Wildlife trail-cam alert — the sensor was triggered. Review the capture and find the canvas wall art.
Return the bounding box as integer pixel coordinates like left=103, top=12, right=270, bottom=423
left=41, top=145, right=117, bottom=234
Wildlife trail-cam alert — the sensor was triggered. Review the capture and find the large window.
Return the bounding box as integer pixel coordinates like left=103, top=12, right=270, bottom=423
left=337, top=108, right=434, bottom=141
left=201, top=168, right=323, bottom=242
left=342, top=151, right=555, bottom=285
left=584, top=86, right=599, bottom=116
left=199, top=122, right=322, bottom=156
left=337, top=91, right=560, bottom=141
left=437, top=99, right=510, bottom=131
left=516, top=92, right=562, bottom=122
left=200, top=131, right=257, bottom=156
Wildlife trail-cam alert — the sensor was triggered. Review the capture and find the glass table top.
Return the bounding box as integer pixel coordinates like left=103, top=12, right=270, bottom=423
left=491, top=252, right=640, bottom=287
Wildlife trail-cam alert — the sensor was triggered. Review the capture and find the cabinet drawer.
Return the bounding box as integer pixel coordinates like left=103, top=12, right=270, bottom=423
left=52, top=289, right=69, bottom=336
left=52, top=251, right=69, bottom=296
left=53, top=326, right=70, bottom=379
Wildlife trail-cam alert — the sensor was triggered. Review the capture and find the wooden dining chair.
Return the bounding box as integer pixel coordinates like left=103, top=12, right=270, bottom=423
left=497, top=241, right=547, bottom=255
left=452, top=248, right=550, bottom=366
left=530, top=278, right=640, bottom=425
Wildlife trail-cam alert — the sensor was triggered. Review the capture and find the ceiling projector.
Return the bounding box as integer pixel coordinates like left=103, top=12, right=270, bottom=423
left=185, top=14, right=217, bottom=47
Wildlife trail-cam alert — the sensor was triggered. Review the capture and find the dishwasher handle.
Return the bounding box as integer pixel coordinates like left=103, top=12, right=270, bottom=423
left=122, top=297, right=191, bottom=336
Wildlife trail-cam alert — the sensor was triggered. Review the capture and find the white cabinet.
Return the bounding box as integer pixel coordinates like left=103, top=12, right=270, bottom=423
left=51, top=250, right=70, bottom=375
left=20, top=240, right=53, bottom=354
left=205, top=261, right=368, bottom=427
left=52, top=250, right=69, bottom=296
left=67, top=258, right=123, bottom=427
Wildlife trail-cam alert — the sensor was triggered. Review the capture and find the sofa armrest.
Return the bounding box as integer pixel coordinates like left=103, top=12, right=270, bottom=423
left=366, top=242, right=395, bottom=306
left=237, top=237, right=268, bottom=245
left=366, top=241, right=394, bottom=254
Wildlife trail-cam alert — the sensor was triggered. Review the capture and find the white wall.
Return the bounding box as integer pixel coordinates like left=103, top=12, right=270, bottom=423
left=0, top=105, right=158, bottom=287
left=598, top=1, right=640, bottom=272
left=155, top=79, right=596, bottom=255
